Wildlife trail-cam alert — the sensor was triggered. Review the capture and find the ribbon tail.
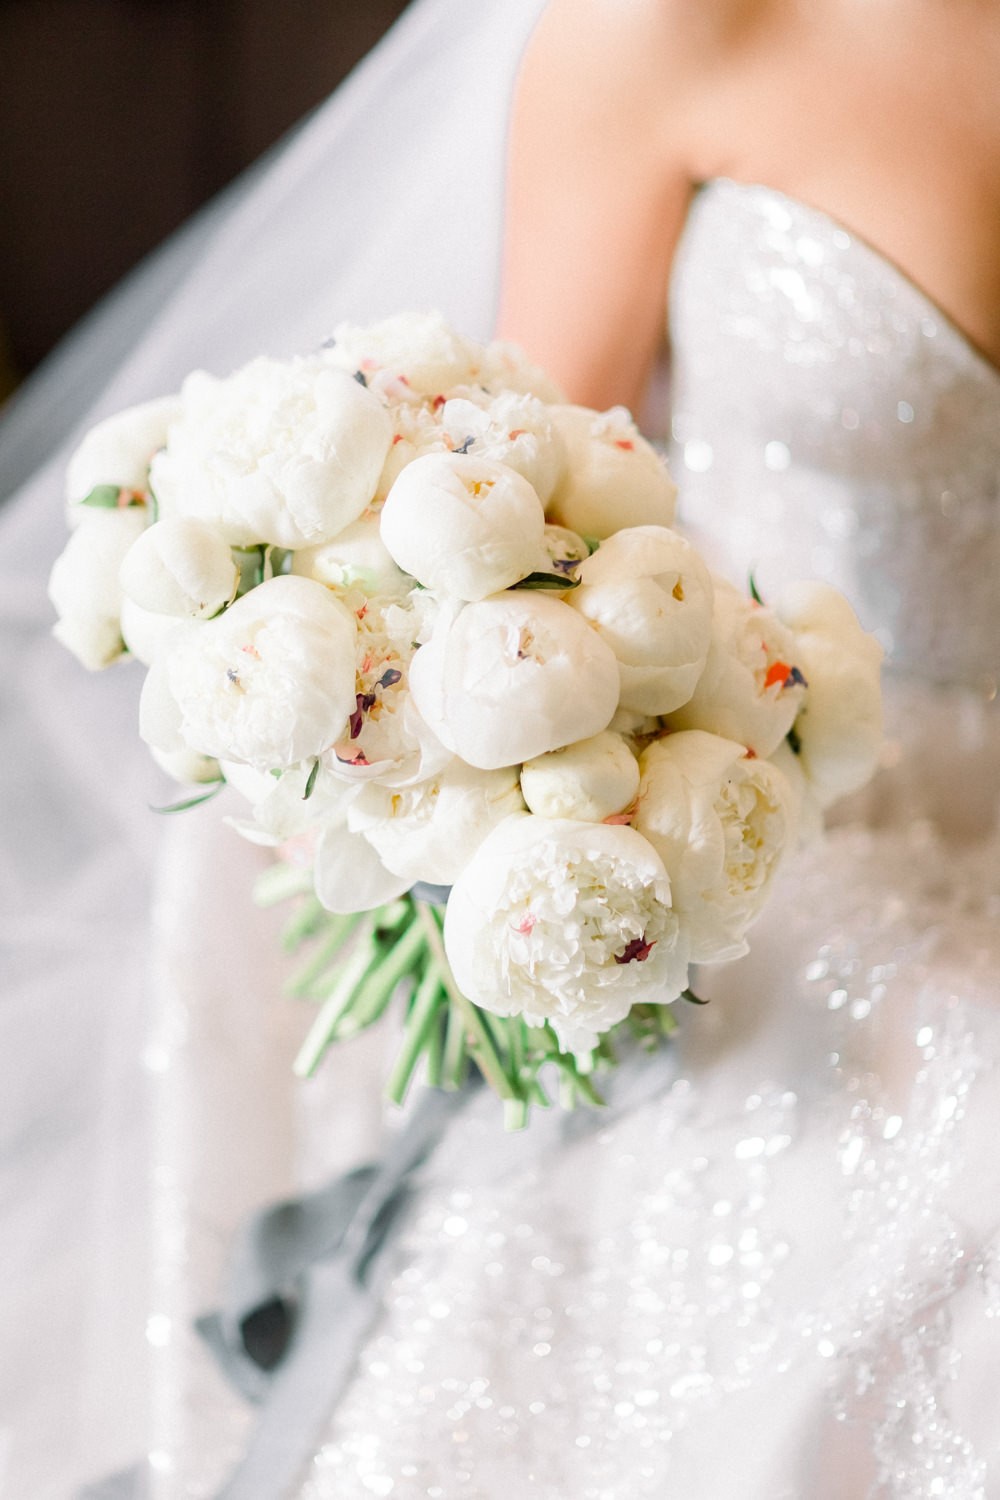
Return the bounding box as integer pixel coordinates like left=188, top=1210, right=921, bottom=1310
left=213, top=1256, right=383, bottom=1500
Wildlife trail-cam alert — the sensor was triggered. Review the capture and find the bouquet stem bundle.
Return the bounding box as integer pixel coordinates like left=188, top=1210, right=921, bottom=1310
left=256, top=865, right=678, bottom=1129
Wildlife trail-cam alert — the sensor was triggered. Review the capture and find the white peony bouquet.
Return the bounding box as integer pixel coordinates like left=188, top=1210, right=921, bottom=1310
left=50, top=312, right=884, bottom=1126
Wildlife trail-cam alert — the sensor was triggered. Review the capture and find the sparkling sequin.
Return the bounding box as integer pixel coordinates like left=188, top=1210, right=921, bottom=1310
left=671, top=180, right=1000, bottom=690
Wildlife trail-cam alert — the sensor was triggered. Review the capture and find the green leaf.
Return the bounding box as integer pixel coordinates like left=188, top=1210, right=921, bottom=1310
left=149, top=780, right=225, bottom=814
left=515, top=570, right=581, bottom=591
left=680, top=986, right=710, bottom=1006
left=302, top=758, right=320, bottom=800
left=749, top=572, right=765, bottom=605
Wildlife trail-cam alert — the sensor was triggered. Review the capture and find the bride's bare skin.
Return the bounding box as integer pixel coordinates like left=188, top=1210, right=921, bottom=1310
left=497, top=0, right=1000, bottom=410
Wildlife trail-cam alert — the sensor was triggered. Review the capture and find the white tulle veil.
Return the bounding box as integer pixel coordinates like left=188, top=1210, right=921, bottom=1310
left=0, top=0, right=546, bottom=1492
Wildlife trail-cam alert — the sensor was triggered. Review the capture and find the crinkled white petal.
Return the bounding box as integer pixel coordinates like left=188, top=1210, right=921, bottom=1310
left=439, top=391, right=565, bottom=504
left=313, top=822, right=411, bottom=914
left=120, top=597, right=186, bottom=666
left=520, top=731, right=640, bottom=822
left=545, top=405, right=677, bottom=539
left=444, top=815, right=689, bottom=1050
left=119, top=516, right=238, bottom=618
left=409, top=591, right=620, bottom=770
left=348, top=760, right=525, bottom=885
left=665, top=579, right=806, bottom=756
left=372, top=401, right=444, bottom=503
left=322, top=312, right=484, bottom=396
left=769, top=739, right=825, bottom=848
left=380, top=452, right=546, bottom=601
left=291, top=510, right=409, bottom=597
left=572, top=526, right=714, bottom=714
left=224, top=759, right=357, bottom=848
left=477, top=340, right=567, bottom=404
left=149, top=357, right=392, bottom=548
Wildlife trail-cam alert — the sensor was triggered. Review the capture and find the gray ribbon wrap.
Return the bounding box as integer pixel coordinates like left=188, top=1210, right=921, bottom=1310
left=203, top=1043, right=680, bottom=1498
left=206, top=1080, right=480, bottom=1499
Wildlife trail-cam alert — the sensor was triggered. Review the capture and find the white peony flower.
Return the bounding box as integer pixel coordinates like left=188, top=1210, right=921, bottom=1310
left=291, top=510, right=410, bottom=598
left=776, top=582, right=884, bottom=809
left=379, top=452, right=546, bottom=601
left=571, top=525, right=714, bottom=714
left=438, top=391, right=565, bottom=504
left=636, top=731, right=796, bottom=963
left=49, top=508, right=148, bottom=668
left=665, top=580, right=807, bottom=757
left=139, top=575, right=357, bottom=771
left=443, top=815, right=689, bottom=1052
left=409, top=591, right=620, bottom=770
left=149, top=356, right=392, bottom=548
left=520, top=731, right=639, bottom=822
left=477, top=340, right=567, bottom=404
left=222, top=758, right=356, bottom=857
left=348, top=759, right=525, bottom=886
left=222, top=757, right=412, bottom=913
left=323, top=589, right=450, bottom=787
left=65, top=395, right=180, bottom=514
left=119, top=516, right=238, bottom=618
left=373, top=400, right=443, bottom=503
left=323, top=311, right=484, bottom=396
left=545, top=405, right=677, bottom=539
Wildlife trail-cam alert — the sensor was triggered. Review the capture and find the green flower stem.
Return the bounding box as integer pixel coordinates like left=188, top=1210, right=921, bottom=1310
left=280, top=898, right=330, bottom=953
left=284, top=913, right=362, bottom=997
left=337, top=918, right=428, bottom=1036
left=442, top=1003, right=470, bottom=1091
left=253, top=861, right=315, bottom=908
left=293, top=917, right=379, bottom=1078
left=373, top=898, right=411, bottom=937
left=385, top=966, right=445, bottom=1105
left=509, top=1017, right=526, bottom=1086
left=526, top=1077, right=552, bottom=1109
left=558, top=1073, right=577, bottom=1112
left=569, top=1072, right=606, bottom=1108
left=503, top=1097, right=530, bottom=1132
left=414, top=903, right=522, bottom=1104
left=424, top=1005, right=446, bottom=1089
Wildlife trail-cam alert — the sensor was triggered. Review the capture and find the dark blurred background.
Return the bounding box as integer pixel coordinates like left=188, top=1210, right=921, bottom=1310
left=0, top=0, right=412, bottom=396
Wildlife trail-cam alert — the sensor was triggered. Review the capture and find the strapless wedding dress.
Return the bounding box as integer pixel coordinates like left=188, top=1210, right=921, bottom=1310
left=3, top=16, right=998, bottom=1485
left=268, top=182, right=999, bottom=1500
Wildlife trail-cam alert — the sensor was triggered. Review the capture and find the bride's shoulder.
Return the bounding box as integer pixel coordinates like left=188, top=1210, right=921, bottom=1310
left=525, top=0, right=778, bottom=107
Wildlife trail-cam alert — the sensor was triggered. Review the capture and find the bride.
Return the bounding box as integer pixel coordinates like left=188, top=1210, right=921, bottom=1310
left=2, top=0, right=998, bottom=1495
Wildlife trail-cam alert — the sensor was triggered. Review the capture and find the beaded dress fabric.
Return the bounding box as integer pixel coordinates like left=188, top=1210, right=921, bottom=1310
left=287, top=182, right=1000, bottom=1499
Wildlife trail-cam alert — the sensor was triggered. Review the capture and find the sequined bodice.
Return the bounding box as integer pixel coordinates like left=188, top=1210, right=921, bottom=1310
left=669, top=180, right=1000, bottom=690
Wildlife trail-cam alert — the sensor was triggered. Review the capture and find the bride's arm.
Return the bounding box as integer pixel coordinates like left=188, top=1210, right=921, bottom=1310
left=495, top=0, right=702, bottom=412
